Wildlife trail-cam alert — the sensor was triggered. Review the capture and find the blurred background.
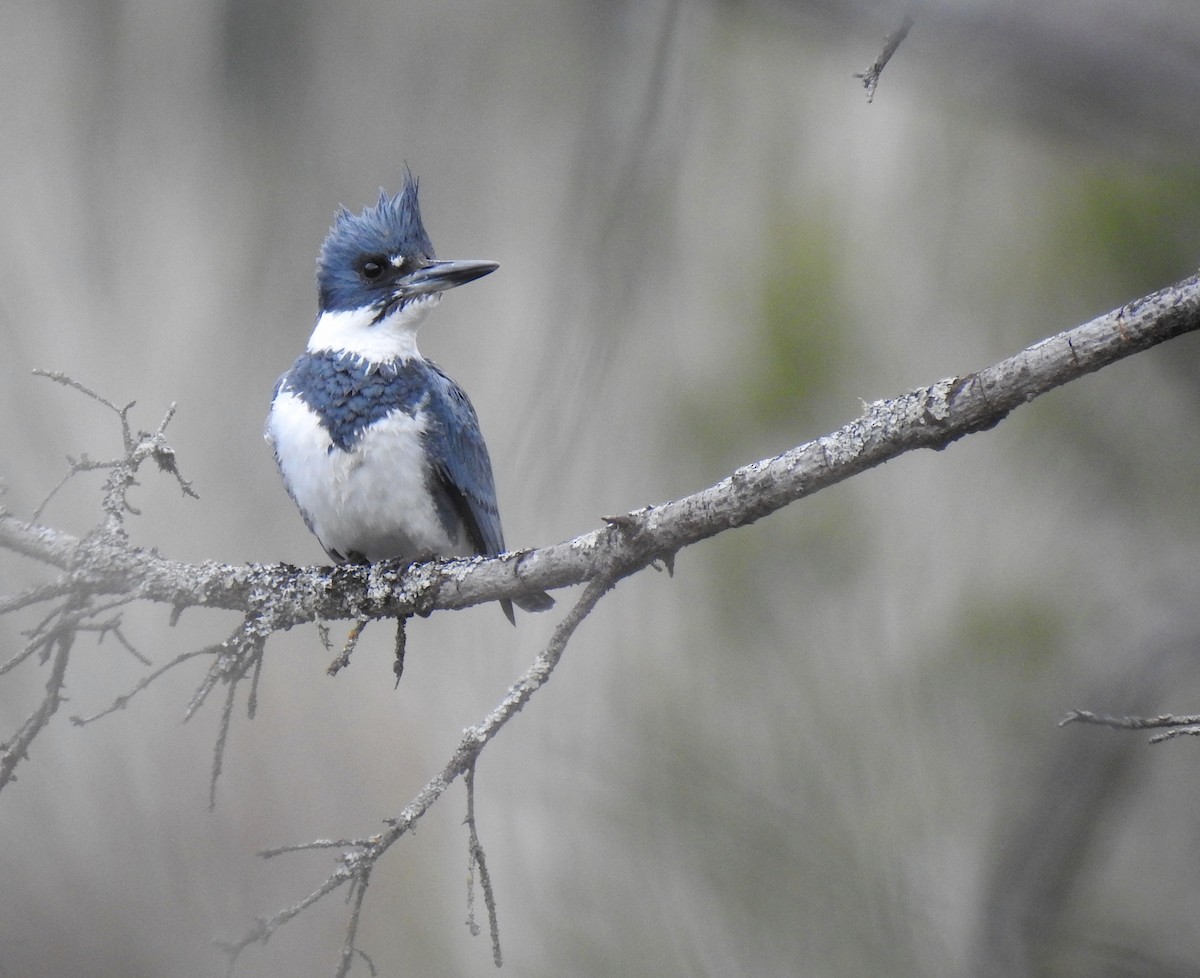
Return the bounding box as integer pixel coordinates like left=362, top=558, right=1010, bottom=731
left=3, top=0, right=1200, bottom=975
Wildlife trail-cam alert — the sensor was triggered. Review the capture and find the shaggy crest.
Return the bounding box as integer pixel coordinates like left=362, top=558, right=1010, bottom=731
left=316, top=168, right=436, bottom=312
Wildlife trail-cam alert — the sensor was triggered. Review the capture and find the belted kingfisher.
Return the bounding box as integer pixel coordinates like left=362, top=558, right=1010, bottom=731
left=265, top=171, right=553, bottom=622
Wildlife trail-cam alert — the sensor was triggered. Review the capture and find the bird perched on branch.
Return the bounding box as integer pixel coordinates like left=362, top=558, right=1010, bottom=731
left=265, top=170, right=553, bottom=622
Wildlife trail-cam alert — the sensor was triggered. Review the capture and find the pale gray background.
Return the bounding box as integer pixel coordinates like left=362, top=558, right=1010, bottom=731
left=3, top=1, right=1200, bottom=976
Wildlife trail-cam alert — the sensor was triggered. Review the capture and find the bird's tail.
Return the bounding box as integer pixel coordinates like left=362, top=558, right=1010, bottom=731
left=501, top=590, right=555, bottom=624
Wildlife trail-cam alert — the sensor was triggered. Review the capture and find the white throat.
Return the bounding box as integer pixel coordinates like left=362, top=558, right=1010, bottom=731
left=306, top=294, right=440, bottom=362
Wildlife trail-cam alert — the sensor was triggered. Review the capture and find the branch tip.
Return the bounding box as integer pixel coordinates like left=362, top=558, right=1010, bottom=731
left=853, top=12, right=915, bottom=102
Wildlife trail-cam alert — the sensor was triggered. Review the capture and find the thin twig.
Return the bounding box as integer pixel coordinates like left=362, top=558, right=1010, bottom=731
left=0, top=592, right=82, bottom=790
left=32, top=463, right=88, bottom=522
left=0, top=577, right=73, bottom=618
left=853, top=12, right=915, bottom=102
left=246, top=646, right=265, bottom=719
left=207, top=631, right=265, bottom=809
left=70, top=646, right=215, bottom=725
left=225, top=570, right=621, bottom=974
left=258, top=838, right=377, bottom=859
left=184, top=640, right=237, bottom=721
left=210, top=672, right=239, bottom=811
left=80, top=614, right=151, bottom=665
left=327, top=616, right=370, bottom=676
left=1061, top=709, right=1200, bottom=743
left=0, top=635, right=45, bottom=677
left=33, top=369, right=131, bottom=424
left=464, top=759, right=502, bottom=967
left=334, top=859, right=374, bottom=978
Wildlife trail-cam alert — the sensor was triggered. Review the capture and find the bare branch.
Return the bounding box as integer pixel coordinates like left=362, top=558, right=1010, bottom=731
left=258, top=838, right=378, bottom=859
left=854, top=11, right=915, bottom=102
left=1, top=271, right=1197, bottom=800
left=0, top=593, right=83, bottom=790
left=223, top=570, right=620, bottom=971
left=86, top=614, right=151, bottom=666
left=1061, top=709, right=1200, bottom=743
left=32, top=369, right=133, bottom=434
left=4, top=274, right=1197, bottom=636
left=335, top=860, right=374, bottom=978
left=326, top=615, right=370, bottom=676
left=70, top=646, right=215, bottom=725
left=464, top=759, right=502, bottom=967
left=0, top=578, right=74, bottom=618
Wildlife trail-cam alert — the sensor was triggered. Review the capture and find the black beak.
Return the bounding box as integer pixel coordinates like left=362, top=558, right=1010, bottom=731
left=396, top=258, right=499, bottom=299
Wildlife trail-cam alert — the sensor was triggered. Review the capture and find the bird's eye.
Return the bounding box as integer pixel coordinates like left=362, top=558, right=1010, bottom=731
left=360, top=259, right=384, bottom=281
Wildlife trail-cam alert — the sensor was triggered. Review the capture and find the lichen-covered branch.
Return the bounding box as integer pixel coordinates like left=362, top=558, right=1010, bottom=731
left=4, top=273, right=1198, bottom=634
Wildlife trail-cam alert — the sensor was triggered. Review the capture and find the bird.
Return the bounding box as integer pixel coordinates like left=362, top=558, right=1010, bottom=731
left=265, top=170, right=553, bottom=623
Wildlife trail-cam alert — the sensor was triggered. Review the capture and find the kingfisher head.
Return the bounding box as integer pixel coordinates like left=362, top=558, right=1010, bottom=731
left=309, top=170, right=497, bottom=360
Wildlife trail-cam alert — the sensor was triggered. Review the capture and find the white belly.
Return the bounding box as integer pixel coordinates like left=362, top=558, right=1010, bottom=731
left=265, top=390, right=465, bottom=562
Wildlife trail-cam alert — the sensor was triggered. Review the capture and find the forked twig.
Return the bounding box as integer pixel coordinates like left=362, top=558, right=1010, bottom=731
left=1061, top=709, right=1200, bottom=743
left=222, top=569, right=622, bottom=974
left=464, top=759, right=502, bottom=966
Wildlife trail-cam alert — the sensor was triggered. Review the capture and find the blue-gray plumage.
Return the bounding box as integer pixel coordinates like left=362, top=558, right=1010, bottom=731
left=266, top=172, right=552, bottom=622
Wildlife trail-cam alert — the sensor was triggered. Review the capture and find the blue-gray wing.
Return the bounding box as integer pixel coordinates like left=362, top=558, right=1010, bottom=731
left=421, top=363, right=506, bottom=557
